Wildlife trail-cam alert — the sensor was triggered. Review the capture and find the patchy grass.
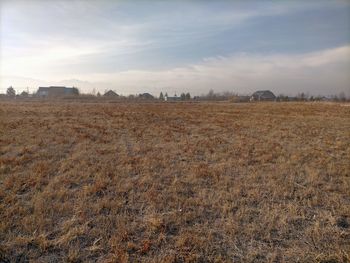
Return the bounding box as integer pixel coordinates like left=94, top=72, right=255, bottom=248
left=0, top=101, right=349, bottom=262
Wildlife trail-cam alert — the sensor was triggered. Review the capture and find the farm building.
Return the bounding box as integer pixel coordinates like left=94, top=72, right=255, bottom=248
left=36, top=86, right=79, bottom=97
left=103, top=90, right=119, bottom=97
left=250, top=90, right=276, bottom=101
left=165, top=94, right=181, bottom=101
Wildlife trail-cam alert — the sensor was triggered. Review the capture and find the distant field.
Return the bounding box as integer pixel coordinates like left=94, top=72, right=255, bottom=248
left=1, top=101, right=349, bottom=262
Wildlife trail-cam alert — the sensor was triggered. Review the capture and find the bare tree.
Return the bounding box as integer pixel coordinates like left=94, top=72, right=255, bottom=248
left=180, top=93, right=186, bottom=101
left=159, top=92, right=164, bottom=100
left=7, top=86, right=16, bottom=97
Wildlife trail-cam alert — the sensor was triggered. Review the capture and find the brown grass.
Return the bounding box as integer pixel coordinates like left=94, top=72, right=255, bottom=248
left=0, top=101, right=349, bottom=262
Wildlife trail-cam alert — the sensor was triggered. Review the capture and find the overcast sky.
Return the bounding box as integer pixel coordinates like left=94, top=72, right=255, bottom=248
left=1, top=0, right=349, bottom=96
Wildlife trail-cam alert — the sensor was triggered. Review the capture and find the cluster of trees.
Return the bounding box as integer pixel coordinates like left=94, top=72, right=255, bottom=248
left=198, top=90, right=350, bottom=102
left=277, top=92, right=348, bottom=102
left=199, top=90, right=239, bottom=101
left=180, top=93, right=191, bottom=100
left=4, top=86, right=29, bottom=97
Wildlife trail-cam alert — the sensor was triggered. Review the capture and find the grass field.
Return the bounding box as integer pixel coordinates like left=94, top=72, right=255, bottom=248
left=0, top=101, right=349, bottom=262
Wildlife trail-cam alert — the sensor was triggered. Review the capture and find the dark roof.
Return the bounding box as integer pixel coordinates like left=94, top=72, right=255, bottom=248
left=36, top=86, right=79, bottom=96
left=104, top=90, right=119, bottom=97
left=38, top=87, right=49, bottom=92
left=38, top=86, right=75, bottom=90
left=251, top=90, right=276, bottom=100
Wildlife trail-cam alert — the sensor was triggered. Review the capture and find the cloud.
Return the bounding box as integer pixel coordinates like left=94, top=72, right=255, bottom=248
left=3, top=45, right=348, bottom=96
left=86, top=45, right=350, bottom=96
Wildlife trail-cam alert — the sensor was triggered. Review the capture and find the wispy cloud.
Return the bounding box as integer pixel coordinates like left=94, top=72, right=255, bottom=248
left=79, top=45, right=350, bottom=96
left=3, top=46, right=349, bottom=96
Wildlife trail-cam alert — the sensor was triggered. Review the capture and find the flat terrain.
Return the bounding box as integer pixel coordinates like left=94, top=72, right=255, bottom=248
left=0, top=101, right=349, bottom=262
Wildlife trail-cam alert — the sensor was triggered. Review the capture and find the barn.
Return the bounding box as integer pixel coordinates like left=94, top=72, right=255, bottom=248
left=250, top=90, right=276, bottom=101
left=164, top=94, right=181, bottom=101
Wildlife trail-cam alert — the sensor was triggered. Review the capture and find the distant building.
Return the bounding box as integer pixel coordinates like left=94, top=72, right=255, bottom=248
left=37, top=87, right=49, bottom=97
left=250, top=90, right=276, bottom=101
left=103, top=90, right=119, bottom=97
left=36, top=86, right=79, bottom=97
left=164, top=94, right=181, bottom=102
left=139, top=93, right=154, bottom=100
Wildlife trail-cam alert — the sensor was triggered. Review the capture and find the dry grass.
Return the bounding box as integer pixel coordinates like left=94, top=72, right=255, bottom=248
left=0, top=101, right=349, bottom=262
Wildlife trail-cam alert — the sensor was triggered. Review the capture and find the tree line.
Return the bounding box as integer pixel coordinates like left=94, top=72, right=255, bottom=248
left=2, top=86, right=349, bottom=102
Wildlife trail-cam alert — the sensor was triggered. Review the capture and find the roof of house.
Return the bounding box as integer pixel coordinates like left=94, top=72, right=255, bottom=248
left=251, top=90, right=276, bottom=99
left=37, top=87, right=50, bottom=92
left=38, top=86, right=76, bottom=91
left=36, top=86, right=78, bottom=96
left=104, top=90, right=119, bottom=97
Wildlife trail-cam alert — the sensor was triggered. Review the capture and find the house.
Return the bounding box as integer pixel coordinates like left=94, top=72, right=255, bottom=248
left=103, top=90, right=119, bottom=97
left=139, top=93, right=154, bottom=100
left=37, top=87, right=49, bottom=97
left=36, top=86, right=79, bottom=97
left=164, top=94, right=181, bottom=102
left=250, top=90, right=276, bottom=101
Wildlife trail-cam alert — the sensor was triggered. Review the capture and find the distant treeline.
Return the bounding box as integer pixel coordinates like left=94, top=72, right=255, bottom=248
left=1, top=86, right=349, bottom=102
left=188, top=90, right=349, bottom=102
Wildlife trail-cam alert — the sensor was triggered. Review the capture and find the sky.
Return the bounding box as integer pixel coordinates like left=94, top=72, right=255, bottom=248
left=0, top=0, right=350, bottom=96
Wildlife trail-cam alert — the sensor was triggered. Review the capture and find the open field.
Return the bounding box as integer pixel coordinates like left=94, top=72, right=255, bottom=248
left=0, top=101, right=349, bottom=262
